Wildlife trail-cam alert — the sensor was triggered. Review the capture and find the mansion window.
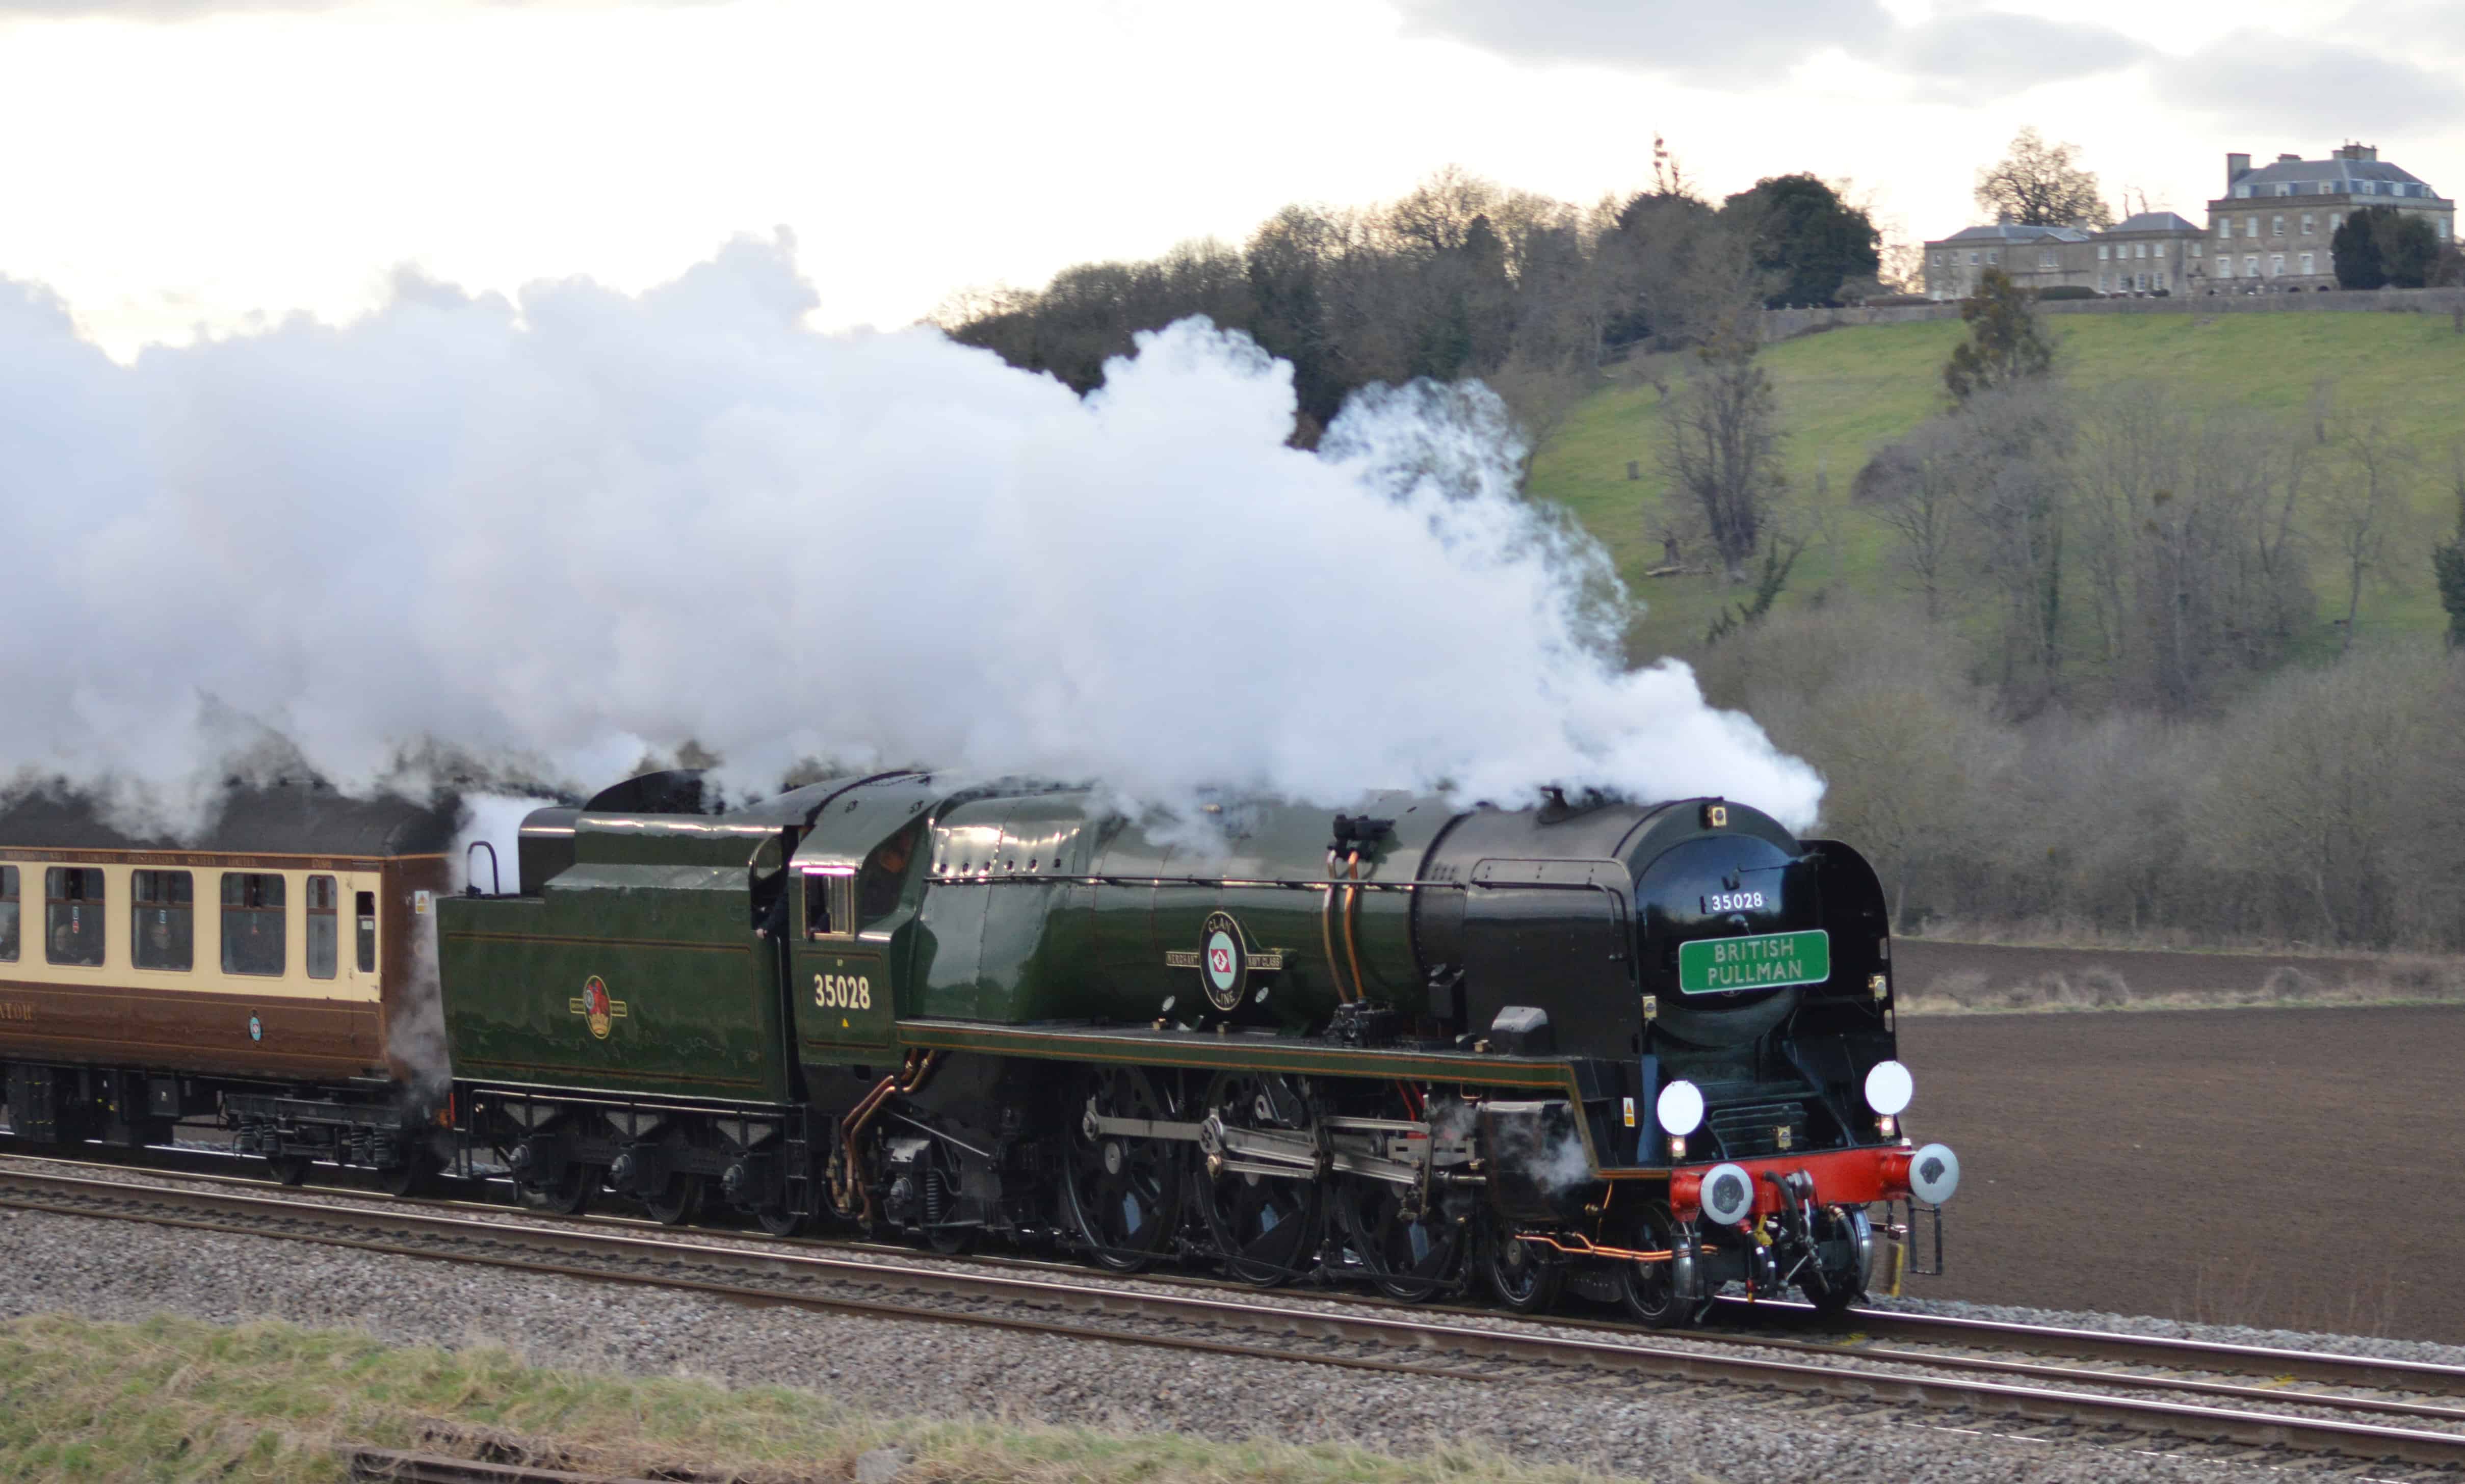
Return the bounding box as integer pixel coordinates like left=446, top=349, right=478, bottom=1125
left=2269, top=254, right=2285, bottom=277
left=2301, top=214, right=2315, bottom=234
left=2098, top=245, right=2110, bottom=259
left=2299, top=252, right=2315, bottom=275
left=2272, top=216, right=2285, bottom=236
left=1986, top=249, right=1999, bottom=263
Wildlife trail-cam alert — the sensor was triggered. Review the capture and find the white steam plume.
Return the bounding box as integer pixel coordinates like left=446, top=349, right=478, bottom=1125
left=0, top=233, right=1822, bottom=829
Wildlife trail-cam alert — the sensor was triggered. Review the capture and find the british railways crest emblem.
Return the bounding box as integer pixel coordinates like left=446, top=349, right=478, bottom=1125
left=568, top=975, right=628, bottom=1040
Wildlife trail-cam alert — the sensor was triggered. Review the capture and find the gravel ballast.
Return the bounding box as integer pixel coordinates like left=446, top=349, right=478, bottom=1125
left=0, top=1205, right=2402, bottom=1484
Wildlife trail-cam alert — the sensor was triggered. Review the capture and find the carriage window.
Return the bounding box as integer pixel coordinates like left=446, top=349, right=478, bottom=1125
left=45, top=867, right=107, bottom=967
left=803, top=871, right=854, bottom=939
left=354, top=891, right=377, bottom=974
left=130, top=870, right=194, bottom=972
left=221, top=872, right=286, bottom=977
left=306, top=875, right=338, bottom=980
left=857, top=822, right=924, bottom=927
left=0, top=866, right=16, bottom=963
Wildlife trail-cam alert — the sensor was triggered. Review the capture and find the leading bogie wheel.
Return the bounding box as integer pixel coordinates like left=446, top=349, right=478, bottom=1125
left=1618, top=1200, right=1711, bottom=1328
left=1059, top=1067, right=1185, bottom=1271
left=1803, top=1206, right=1874, bottom=1318
left=1483, top=1220, right=1564, bottom=1314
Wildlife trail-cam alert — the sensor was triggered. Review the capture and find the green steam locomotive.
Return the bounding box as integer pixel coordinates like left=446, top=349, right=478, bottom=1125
left=437, top=767, right=1958, bottom=1322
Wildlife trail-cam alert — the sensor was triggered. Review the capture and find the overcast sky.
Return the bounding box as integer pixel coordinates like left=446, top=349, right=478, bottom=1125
left=4, top=0, right=2458, bottom=355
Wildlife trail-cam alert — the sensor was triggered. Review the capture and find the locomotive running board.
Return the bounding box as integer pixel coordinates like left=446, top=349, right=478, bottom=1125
left=891, top=1018, right=1584, bottom=1094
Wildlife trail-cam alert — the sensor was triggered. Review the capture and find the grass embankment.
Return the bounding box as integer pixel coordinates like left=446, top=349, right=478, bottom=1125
left=0, top=1313, right=1671, bottom=1483
left=1529, top=312, right=2465, bottom=658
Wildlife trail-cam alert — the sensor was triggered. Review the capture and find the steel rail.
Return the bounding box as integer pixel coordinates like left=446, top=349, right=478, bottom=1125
left=8, top=1144, right=2463, bottom=1414
left=1738, top=1297, right=2465, bottom=1398
left=5, top=1169, right=2465, bottom=1468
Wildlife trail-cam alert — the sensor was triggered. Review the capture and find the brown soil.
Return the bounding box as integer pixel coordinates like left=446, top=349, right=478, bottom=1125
left=1897, top=1004, right=2465, bottom=1342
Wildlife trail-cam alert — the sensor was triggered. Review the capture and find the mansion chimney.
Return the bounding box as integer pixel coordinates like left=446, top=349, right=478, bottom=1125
left=2225, top=152, right=2251, bottom=187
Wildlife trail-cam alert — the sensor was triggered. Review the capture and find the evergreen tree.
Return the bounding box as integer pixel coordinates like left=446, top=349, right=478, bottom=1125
left=1944, top=269, right=2055, bottom=404
left=2436, top=479, right=2465, bottom=650
left=1719, top=174, right=1881, bottom=308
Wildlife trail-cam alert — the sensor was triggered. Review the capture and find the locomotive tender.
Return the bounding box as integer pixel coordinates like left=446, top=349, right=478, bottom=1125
left=0, top=766, right=1959, bottom=1322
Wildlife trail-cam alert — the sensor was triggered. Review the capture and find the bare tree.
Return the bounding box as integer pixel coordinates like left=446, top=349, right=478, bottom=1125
left=2322, top=421, right=2416, bottom=654
left=2193, top=653, right=2439, bottom=945
left=1974, top=127, right=2114, bottom=229
left=1658, top=294, right=1785, bottom=581
left=1852, top=427, right=1965, bottom=619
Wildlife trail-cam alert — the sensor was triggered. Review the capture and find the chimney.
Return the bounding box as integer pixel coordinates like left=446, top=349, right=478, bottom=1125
left=2277, top=152, right=2302, bottom=165
left=1997, top=208, right=2012, bottom=225
left=2226, top=152, right=2251, bottom=187
left=2334, top=141, right=2380, bottom=163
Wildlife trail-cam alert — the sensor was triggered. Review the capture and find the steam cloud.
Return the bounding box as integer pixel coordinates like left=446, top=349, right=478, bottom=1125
left=0, top=232, right=1822, bottom=830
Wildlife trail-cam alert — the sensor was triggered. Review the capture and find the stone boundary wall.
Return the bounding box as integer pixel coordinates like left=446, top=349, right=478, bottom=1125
left=1761, top=286, right=2465, bottom=342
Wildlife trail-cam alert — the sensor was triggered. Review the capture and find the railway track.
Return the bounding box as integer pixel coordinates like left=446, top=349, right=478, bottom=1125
left=2, top=1159, right=2462, bottom=1474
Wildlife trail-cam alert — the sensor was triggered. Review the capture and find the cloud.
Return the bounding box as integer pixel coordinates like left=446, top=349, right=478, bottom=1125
left=1395, top=0, right=2145, bottom=96
left=0, top=0, right=717, bottom=16
left=1394, top=0, right=1892, bottom=80
left=0, top=0, right=336, bottom=13
left=2159, top=32, right=2465, bottom=137
left=1887, top=12, right=2149, bottom=102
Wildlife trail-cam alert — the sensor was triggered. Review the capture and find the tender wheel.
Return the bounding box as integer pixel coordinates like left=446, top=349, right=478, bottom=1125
left=754, top=1205, right=808, bottom=1238
left=1332, top=1090, right=1464, bottom=1302
left=1191, top=1072, right=1324, bottom=1288
left=1484, top=1221, right=1564, bottom=1314
left=1059, top=1067, right=1185, bottom=1271
left=517, top=1162, right=593, bottom=1216
left=641, top=1174, right=704, bottom=1227
left=1803, top=1206, right=1874, bottom=1318
left=1619, top=1201, right=1708, bottom=1328
left=267, top=1154, right=312, bottom=1188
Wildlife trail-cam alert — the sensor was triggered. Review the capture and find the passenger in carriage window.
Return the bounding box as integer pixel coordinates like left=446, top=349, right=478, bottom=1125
left=0, top=866, right=17, bottom=963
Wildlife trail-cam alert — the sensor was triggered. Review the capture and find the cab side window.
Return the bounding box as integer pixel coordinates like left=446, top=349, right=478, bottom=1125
left=45, top=867, right=105, bottom=966
left=131, top=870, right=194, bottom=972
left=221, top=872, right=286, bottom=977
left=856, top=822, right=924, bottom=928
left=804, top=871, right=854, bottom=939
left=0, top=866, right=17, bottom=963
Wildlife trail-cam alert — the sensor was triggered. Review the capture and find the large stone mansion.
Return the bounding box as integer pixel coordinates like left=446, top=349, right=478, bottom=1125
left=1923, top=143, right=2455, bottom=299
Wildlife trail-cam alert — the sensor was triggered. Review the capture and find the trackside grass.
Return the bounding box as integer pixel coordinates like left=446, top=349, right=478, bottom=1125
left=0, top=1313, right=1683, bottom=1484
left=1532, top=312, right=2465, bottom=658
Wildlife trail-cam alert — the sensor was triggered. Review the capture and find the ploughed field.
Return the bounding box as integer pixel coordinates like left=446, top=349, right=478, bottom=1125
left=1896, top=992, right=2464, bottom=1341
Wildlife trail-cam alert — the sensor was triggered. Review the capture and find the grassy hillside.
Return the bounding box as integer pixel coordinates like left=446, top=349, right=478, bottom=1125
left=1530, top=312, right=2465, bottom=659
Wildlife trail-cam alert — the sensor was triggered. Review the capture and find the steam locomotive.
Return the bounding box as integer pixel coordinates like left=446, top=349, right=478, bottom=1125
left=0, top=768, right=1958, bottom=1323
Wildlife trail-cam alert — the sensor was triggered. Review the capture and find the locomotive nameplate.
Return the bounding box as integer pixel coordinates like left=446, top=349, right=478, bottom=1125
left=1677, top=929, right=1829, bottom=994
left=1168, top=912, right=1286, bottom=1012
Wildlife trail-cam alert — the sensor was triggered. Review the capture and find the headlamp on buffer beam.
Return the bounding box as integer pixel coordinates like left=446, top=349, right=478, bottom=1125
left=1864, top=1059, right=1912, bottom=1138
left=1656, top=1079, right=1703, bottom=1160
